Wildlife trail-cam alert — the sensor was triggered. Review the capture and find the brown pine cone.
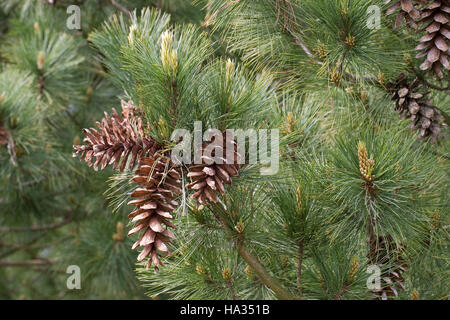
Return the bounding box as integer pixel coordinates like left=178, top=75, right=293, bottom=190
left=368, top=235, right=407, bottom=300
left=415, top=0, right=450, bottom=78
left=387, top=73, right=446, bottom=141
left=73, top=100, right=159, bottom=171
left=128, top=153, right=183, bottom=270
left=187, top=132, right=241, bottom=205
left=385, top=0, right=423, bottom=29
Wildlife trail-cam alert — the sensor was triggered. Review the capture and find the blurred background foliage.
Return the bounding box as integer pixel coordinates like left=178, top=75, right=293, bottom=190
left=0, top=0, right=206, bottom=300
left=0, top=0, right=448, bottom=300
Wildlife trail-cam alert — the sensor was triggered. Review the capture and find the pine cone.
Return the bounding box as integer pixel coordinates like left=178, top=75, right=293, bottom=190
left=385, top=0, right=423, bottom=29
left=187, top=132, right=241, bottom=205
left=73, top=100, right=159, bottom=171
left=415, top=0, right=450, bottom=78
left=127, top=153, right=183, bottom=270
left=368, top=235, right=407, bottom=300
left=387, top=73, right=446, bottom=141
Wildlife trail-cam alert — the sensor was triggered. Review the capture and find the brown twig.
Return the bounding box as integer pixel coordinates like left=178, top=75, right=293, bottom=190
left=203, top=0, right=241, bottom=27
left=237, top=243, right=296, bottom=300
left=334, top=283, right=350, bottom=300
left=412, top=68, right=450, bottom=92
left=0, top=236, right=71, bottom=250
left=110, top=0, right=132, bottom=18
left=211, top=205, right=297, bottom=300
left=432, top=150, right=450, bottom=160
left=225, top=278, right=239, bottom=300
left=0, top=231, right=50, bottom=260
left=0, top=258, right=55, bottom=267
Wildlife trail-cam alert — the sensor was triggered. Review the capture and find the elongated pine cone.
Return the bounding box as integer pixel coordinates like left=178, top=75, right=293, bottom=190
left=385, top=0, right=424, bottom=29
left=73, top=100, right=159, bottom=171
left=127, top=153, right=182, bottom=270
left=387, top=73, right=446, bottom=141
left=415, top=0, right=450, bottom=78
left=187, top=132, right=241, bottom=205
left=368, top=235, right=407, bottom=300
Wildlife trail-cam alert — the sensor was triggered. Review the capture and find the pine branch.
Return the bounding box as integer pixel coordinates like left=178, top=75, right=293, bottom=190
left=211, top=206, right=297, bottom=300
left=333, top=283, right=351, bottom=300
left=274, top=2, right=448, bottom=134
left=236, top=243, right=296, bottom=300
left=0, top=230, right=51, bottom=260
left=0, top=259, right=55, bottom=267
left=273, top=2, right=382, bottom=85
left=224, top=278, right=239, bottom=300
left=203, top=0, right=242, bottom=26
left=0, top=211, right=73, bottom=232
left=0, top=236, right=71, bottom=250
left=110, top=0, right=131, bottom=18
left=432, top=150, right=450, bottom=160
left=412, top=67, right=450, bottom=92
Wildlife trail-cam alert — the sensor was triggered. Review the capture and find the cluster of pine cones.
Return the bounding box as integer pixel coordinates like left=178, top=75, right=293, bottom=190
left=386, top=0, right=450, bottom=78
left=73, top=101, right=241, bottom=270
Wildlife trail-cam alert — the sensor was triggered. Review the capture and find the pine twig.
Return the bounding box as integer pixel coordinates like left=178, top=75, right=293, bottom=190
left=0, top=258, right=55, bottom=267
left=412, top=67, right=450, bottom=92
left=333, top=283, right=350, bottom=300
left=237, top=243, right=296, bottom=300
left=0, top=231, right=50, bottom=260
left=110, top=0, right=131, bottom=18
left=203, top=0, right=241, bottom=26
left=0, top=211, right=73, bottom=232
left=0, top=236, right=71, bottom=250
left=211, top=205, right=297, bottom=300
left=225, top=278, right=239, bottom=300
left=432, top=150, right=450, bottom=160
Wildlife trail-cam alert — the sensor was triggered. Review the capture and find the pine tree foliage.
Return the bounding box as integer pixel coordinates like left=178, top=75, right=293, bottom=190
left=0, top=0, right=448, bottom=300
left=0, top=0, right=201, bottom=300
